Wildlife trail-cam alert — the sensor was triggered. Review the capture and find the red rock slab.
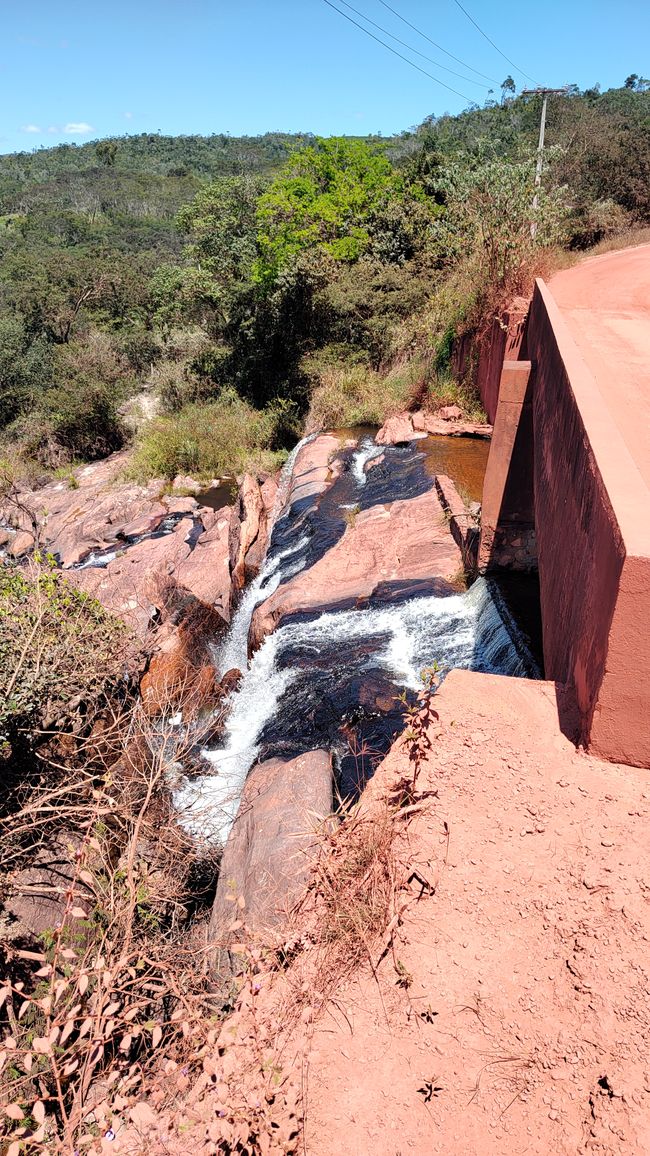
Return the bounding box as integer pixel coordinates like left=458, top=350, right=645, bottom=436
left=279, top=434, right=341, bottom=512
left=175, top=513, right=233, bottom=622
left=68, top=518, right=195, bottom=633
left=1, top=451, right=166, bottom=567
left=209, top=749, right=332, bottom=957
left=380, top=411, right=491, bottom=443
left=249, top=486, right=462, bottom=652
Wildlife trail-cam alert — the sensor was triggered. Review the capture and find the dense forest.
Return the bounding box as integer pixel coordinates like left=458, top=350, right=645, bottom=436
left=0, top=81, right=648, bottom=483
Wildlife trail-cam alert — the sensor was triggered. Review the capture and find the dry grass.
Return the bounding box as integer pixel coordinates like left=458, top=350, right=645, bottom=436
left=305, top=360, right=420, bottom=432
left=0, top=681, right=231, bottom=1153
left=311, top=802, right=398, bottom=972
left=583, top=224, right=650, bottom=259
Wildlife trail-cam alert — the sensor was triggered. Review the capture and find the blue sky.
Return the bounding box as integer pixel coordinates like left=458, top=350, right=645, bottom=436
left=2, top=0, right=648, bottom=154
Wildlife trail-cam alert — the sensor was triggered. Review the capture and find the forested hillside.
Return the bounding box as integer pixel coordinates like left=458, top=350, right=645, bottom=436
left=0, top=82, right=648, bottom=482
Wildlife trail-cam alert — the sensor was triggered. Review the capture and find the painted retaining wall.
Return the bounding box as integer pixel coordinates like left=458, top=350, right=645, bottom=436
left=525, top=280, right=650, bottom=767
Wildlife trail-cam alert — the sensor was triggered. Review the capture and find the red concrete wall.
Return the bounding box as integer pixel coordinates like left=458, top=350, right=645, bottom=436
left=452, top=299, right=529, bottom=424
left=475, top=300, right=530, bottom=423
left=526, top=281, right=650, bottom=767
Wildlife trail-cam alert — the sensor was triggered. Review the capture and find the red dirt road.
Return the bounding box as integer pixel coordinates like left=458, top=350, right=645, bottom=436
left=303, top=670, right=650, bottom=1155
left=548, top=245, right=650, bottom=488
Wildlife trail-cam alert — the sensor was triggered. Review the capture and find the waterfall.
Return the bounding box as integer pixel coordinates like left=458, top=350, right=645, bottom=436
left=175, top=576, right=537, bottom=843
left=174, top=429, right=539, bottom=845
left=351, top=437, right=384, bottom=486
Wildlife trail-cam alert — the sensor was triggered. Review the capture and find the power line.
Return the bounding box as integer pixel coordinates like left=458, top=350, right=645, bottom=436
left=320, top=0, right=476, bottom=103
left=375, top=0, right=499, bottom=85
left=450, top=0, right=540, bottom=86
left=337, top=0, right=488, bottom=89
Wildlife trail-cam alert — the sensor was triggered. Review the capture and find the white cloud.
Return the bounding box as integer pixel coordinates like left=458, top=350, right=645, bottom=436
left=124, top=111, right=133, bottom=120
left=21, top=124, right=41, bottom=133
left=47, top=125, right=59, bottom=133
left=64, top=121, right=93, bottom=134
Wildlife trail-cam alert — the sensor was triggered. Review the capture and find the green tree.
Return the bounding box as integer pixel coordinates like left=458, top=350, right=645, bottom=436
left=433, top=155, right=569, bottom=285
left=501, top=75, right=516, bottom=103
left=96, top=139, right=118, bottom=167
left=254, top=138, right=403, bottom=281
left=0, top=315, right=53, bottom=427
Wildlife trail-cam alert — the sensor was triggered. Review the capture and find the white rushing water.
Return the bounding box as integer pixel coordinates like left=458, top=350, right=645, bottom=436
left=175, top=576, right=534, bottom=843
left=174, top=430, right=537, bottom=845
left=351, top=437, right=384, bottom=486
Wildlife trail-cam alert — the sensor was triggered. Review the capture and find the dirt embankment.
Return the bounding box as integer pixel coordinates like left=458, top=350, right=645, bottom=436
left=106, top=667, right=650, bottom=1156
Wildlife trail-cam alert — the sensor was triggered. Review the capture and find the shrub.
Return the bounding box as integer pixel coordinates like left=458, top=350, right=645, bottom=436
left=0, top=556, right=134, bottom=753
left=129, top=391, right=287, bottom=481
left=305, top=357, right=421, bottom=430
left=22, top=379, right=126, bottom=465
left=119, top=327, right=163, bottom=373
left=152, top=358, right=217, bottom=414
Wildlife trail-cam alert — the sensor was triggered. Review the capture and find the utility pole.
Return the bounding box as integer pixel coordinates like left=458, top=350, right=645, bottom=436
left=522, top=86, right=568, bottom=237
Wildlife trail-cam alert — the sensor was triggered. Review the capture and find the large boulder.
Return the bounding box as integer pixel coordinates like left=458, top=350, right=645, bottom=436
left=375, top=414, right=425, bottom=446
left=209, top=749, right=333, bottom=969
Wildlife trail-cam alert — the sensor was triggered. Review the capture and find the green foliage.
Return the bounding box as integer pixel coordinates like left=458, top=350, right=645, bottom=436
left=0, top=88, right=646, bottom=476
left=0, top=315, right=54, bottom=426
left=128, top=390, right=288, bottom=481
left=177, top=176, right=262, bottom=289
left=254, top=138, right=409, bottom=281
left=0, top=555, right=132, bottom=746
left=432, top=154, right=570, bottom=285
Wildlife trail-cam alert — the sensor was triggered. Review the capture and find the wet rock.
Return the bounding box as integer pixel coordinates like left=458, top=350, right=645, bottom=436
left=209, top=749, right=332, bottom=969
left=293, top=435, right=340, bottom=501
left=120, top=504, right=167, bottom=539
left=220, top=668, right=243, bottom=696
left=376, top=414, right=424, bottom=446
left=249, top=486, right=462, bottom=653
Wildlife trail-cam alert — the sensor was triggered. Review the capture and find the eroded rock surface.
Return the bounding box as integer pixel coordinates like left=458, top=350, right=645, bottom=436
left=209, top=749, right=332, bottom=965
left=1, top=453, right=278, bottom=644
left=378, top=409, right=492, bottom=444
left=249, top=485, right=462, bottom=652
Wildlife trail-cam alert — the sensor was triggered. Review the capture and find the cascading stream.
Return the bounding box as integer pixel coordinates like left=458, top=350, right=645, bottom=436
left=175, top=433, right=539, bottom=844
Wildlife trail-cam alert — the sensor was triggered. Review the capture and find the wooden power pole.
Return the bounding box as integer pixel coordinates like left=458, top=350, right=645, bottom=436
left=522, top=86, right=568, bottom=237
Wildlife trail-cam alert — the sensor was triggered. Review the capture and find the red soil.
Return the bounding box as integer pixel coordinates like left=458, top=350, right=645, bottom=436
left=110, top=669, right=650, bottom=1156
left=302, top=669, right=650, bottom=1155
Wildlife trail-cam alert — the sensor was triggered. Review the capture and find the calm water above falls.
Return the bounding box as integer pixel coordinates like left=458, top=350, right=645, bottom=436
left=175, top=430, right=538, bottom=843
